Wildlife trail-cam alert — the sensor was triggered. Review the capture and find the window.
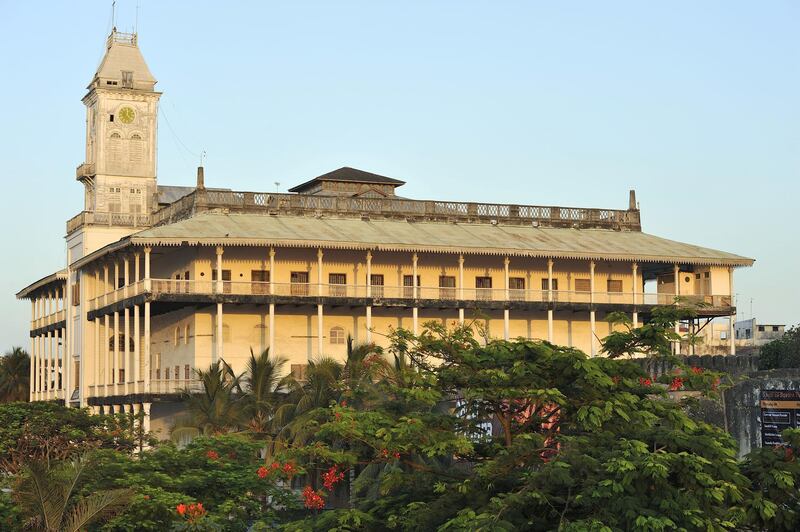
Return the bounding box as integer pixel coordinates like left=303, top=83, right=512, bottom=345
left=541, top=279, right=558, bottom=291
left=184, top=324, right=190, bottom=345
left=290, top=271, right=309, bottom=296
left=574, top=279, right=591, bottom=292
left=184, top=271, right=190, bottom=293
left=475, top=277, right=492, bottom=300
left=607, top=280, right=623, bottom=293
left=695, top=273, right=701, bottom=279
left=773, top=326, right=780, bottom=332
left=403, top=275, right=421, bottom=298
left=72, top=282, right=80, bottom=306
left=251, top=270, right=270, bottom=294
left=745, top=329, right=752, bottom=339
left=439, top=275, right=456, bottom=299
left=704, top=272, right=710, bottom=278
left=121, top=70, right=133, bottom=88
left=185, top=365, right=191, bottom=380
left=330, top=326, right=345, bottom=345
left=370, top=274, right=384, bottom=298
left=175, top=366, right=180, bottom=381
left=758, top=325, right=765, bottom=332
left=211, top=269, right=232, bottom=293
left=109, top=114, right=115, bottom=122
left=720, top=331, right=728, bottom=340
left=291, top=364, right=308, bottom=382
left=509, top=277, right=525, bottom=301
left=165, top=367, right=170, bottom=380
left=174, top=327, right=180, bottom=346
left=118, top=369, right=124, bottom=384
left=329, top=273, right=347, bottom=297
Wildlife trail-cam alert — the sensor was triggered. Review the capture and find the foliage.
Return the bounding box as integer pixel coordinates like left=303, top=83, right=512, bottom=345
left=602, top=306, right=697, bottom=359
left=759, top=325, right=800, bottom=370
left=181, top=360, right=244, bottom=435
left=280, top=320, right=751, bottom=530
left=0, top=401, right=136, bottom=474
left=80, top=434, right=299, bottom=531
left=14, top=454, right=132, bottom=532
left=0, top=346, right=30, bottom=402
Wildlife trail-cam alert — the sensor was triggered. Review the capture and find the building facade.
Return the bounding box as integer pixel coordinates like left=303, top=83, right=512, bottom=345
left=16, top=30, right=754, bottom=437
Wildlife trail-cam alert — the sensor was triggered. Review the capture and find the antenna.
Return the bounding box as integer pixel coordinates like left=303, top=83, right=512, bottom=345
left=200, top=149, right=207, bottom=167
left=112, top=1, right=116, bottom=30
left=274, top=182, right=281, bottom=192
left=135, top=1, right=139, bottom=34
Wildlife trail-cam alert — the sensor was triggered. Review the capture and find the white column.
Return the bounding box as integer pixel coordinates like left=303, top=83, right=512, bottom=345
left=123, top=307, right=130, bottom=395
left=547, top=259, right=554, bottom=342
left=103, top=264, right=109, bottom=305
left=144, top=301, right=151, bottom=393
left=366, top=251, right=372, bottom=342
left=114, top=262, right=119, bottom=301
left=134, top=253, right=140, bottom=285
left=143, top=247, right=151, bottom=292
left=54, top=328, right=61, bottom=399
left=458, top=254, right=465, bottom=324
left=632, top=262, right=639, bottom=328
left=590, top=260, right=596, bottom=357
left=133, top=305, right=140, bottom=394
left=317, top=249, right=324, bottom=356
left=43, top=330, right=49, bottom=398
left=216, top=246, right=224, bottom=362
left=503, top=257, right=510, bottom=340
left=729, top=267, right=736, bottom=355
left=412, top=253, right=419, bottom=334
left=674, top=264, right=681, bottom=355
left=113, top=311, right=119, bottom=393
left=29, top=304, right=34, bottom=401
left=103, top=314, right=110, bottom=395
left=124, top=256, right=130, bottom=298
left=142, top=402, right=152, bottom=433
left=269, top=247, right=275, bottom=355
left=94, top=317, right=100, bottom=400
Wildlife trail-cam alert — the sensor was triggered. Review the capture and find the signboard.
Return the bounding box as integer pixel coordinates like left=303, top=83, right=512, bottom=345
left=759, top=390, right=800, bottom=446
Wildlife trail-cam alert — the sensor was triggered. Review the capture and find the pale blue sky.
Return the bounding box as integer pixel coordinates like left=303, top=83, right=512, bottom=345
left=0, top=1, right=797, bottom=348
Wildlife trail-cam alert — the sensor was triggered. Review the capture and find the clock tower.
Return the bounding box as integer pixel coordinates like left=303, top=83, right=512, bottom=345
left=78, top=29, right=160, bottom=217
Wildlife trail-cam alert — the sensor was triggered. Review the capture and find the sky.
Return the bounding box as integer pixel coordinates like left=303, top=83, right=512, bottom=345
left=0, top=1, right=797, bottom=349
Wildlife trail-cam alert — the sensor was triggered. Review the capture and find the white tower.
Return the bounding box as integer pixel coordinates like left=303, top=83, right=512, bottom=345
left=77, top=29, right=160, bottom=219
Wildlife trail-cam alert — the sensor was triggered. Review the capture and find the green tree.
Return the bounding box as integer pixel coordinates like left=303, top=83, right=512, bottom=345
left=14, top=455, right=131, bottom=532
left=0, top=346, right=30, bottom=402
left=241, top=348, right=289, bottom=437
left=759, top=325, right=800, bottom=370
left=181, top=360, right=244, bottom=435
left=0, top=402, right=135, bottom=474
left=282, top=320, right=750, bottom=531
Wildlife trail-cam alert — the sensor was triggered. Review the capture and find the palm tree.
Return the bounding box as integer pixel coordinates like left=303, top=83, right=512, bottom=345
left=241, top=347, right=288, bottom=436
left=15, top=455, right=131, bottom=532
left=0, top=346, right=30, bottom=402
left=181, top=360, right=243, bottom=435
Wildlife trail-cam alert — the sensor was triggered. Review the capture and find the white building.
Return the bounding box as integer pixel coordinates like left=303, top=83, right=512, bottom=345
left=15, top=30, right=754, bottom=437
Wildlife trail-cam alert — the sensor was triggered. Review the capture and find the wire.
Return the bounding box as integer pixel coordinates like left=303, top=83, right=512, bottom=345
left=159, top=105, right=201, bottom=168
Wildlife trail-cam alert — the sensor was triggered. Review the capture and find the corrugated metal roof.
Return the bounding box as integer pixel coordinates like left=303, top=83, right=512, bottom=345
left=118, top=212, right=753, bottom=266
left=16, top=270, right=67, bottom=299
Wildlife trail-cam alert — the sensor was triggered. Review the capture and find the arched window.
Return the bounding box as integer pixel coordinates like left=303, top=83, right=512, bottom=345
left=330, top=326, right=345, bottom=345
left=129, top=133, right=143, bottom=163
left=174, top=327, right=180, bottom=346
left=108, top=334, right=135, bottom=351
left=184, top=324, right=190, bottom=345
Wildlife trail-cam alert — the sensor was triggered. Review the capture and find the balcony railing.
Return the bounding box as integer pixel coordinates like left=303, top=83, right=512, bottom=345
left=88, top=279, right=733, bottom=311
left=31, top=309, right=67, bottom=330
left=67, top=211, right=153, bottom=234
left=75, top=162, right=96, bottom=179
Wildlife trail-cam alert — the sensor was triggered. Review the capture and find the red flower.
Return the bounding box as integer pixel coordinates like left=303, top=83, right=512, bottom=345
left=176, top=503, right=187, bottom=516
left=341, top=400, right=347, bottom=407
left=381, top=448, right=389, bottom=457
left=206, top=450, right=219, bottom=460
left=302, top=486, right=325, bottom=510
left=669, top=377, right=684, bottom=391
left=639, top=377, right=652, bottom=387
left=271, top=461, right=281, bottom=470
left=690, top=366, right=703, bottom=375
left=334, top=412, right=342, bottom=420
left=143, top=495, right=150, bottom=500
left=322, top=466, right=345, bottom=490
left=393, top=451, right=401, bottom=460
left=283, top=462, right=297, bottom=478
left=257, top=466, right=268, bottom=479
left=786, top=447, right=795, bottom=461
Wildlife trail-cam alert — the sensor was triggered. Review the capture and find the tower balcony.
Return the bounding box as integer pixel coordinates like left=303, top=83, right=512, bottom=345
left=76, top=162, right=96, bottom=180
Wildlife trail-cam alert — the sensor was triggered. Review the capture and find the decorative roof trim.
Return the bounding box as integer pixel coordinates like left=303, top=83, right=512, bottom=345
left=16, top=270, right=68, bottom=299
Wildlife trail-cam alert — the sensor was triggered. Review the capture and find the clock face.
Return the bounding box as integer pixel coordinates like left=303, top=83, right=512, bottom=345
left=118, top=106, right=135, bottom=124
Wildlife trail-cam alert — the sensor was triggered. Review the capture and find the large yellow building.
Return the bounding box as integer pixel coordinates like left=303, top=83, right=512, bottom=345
left=16, top=30, right=753, bottom=435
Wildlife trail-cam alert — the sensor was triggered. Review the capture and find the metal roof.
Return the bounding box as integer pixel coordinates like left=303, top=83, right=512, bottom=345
left=72, top=212, right=754, bottom=268
left=16, top=270, right=67, bottom=300
left=288, top=167, right=406, bottom=192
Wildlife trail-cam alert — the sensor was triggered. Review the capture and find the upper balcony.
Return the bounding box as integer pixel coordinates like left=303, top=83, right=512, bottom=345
left=66, top=211, right=153, bottom=234
left=76, top=162, right=96, bottom=180
left=87, top=278, right=733, bottom=317
left=30, top=309, right=67, bottom=333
